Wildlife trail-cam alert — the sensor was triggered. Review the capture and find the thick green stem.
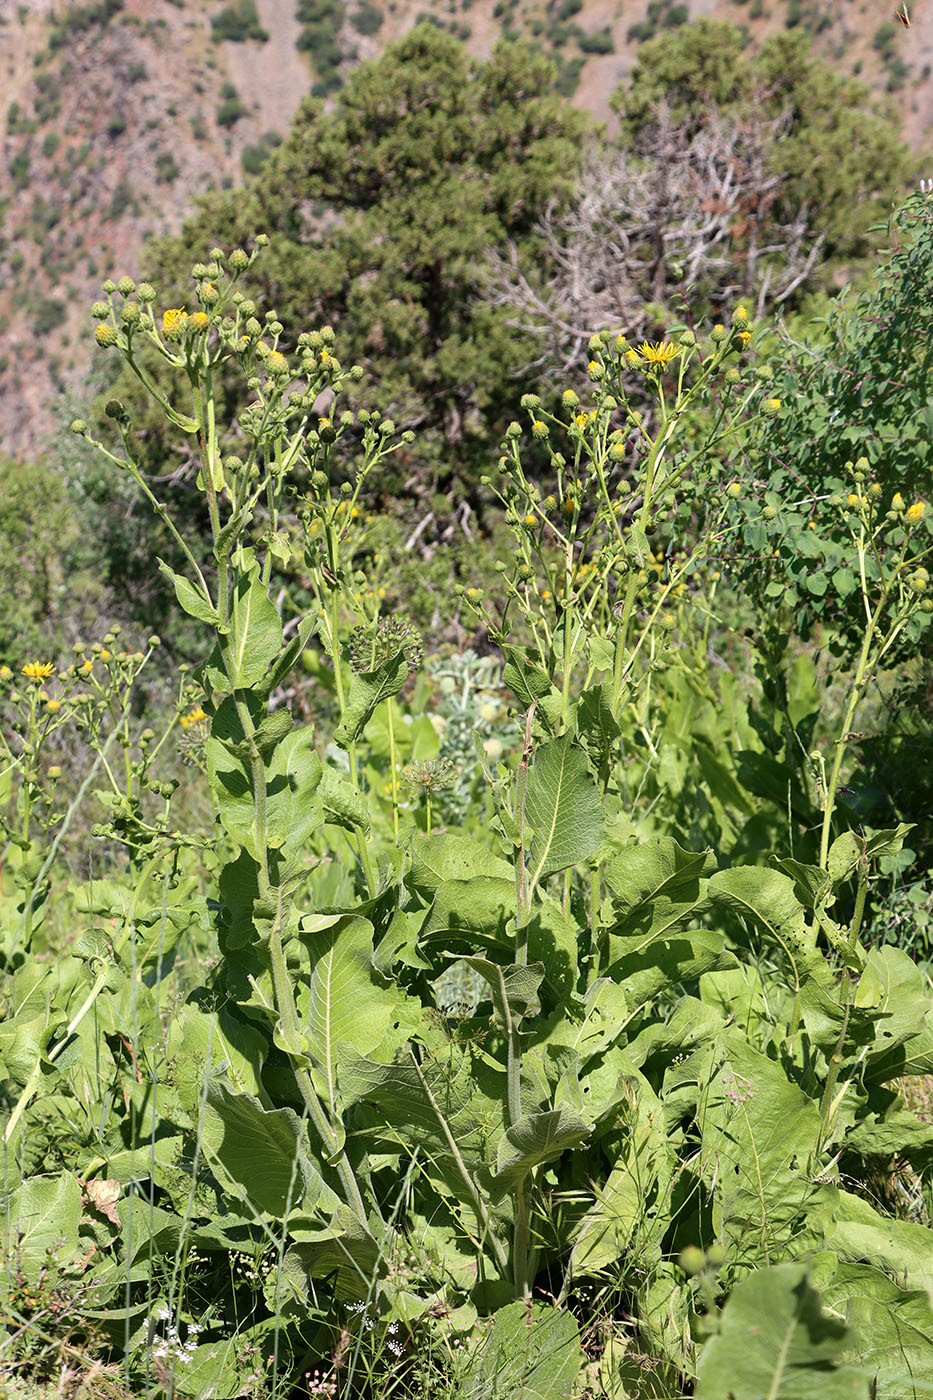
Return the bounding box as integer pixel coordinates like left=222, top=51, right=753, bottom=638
left=819, top=619, right=876, bottom=870
left=510, top=705, right=537, bottom=1297
left=265, top=900, right=367, bottom=1221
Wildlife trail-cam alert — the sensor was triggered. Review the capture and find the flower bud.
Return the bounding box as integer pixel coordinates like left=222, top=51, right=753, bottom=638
left=755, top=364, right=773, bottom=382
left=102, top=279, right=116, bottom=294
left=609, top=442, right=625, bottom=462
left=907, top=500, right=927, bottom=522
left=95, top=324, right=119, bottom=347
left=520, top=393, right=541, bottom=410
left=732, top=306, right=748, bottom=326
left=105, top=399, right=128, bottom=420
left=679, top=1246, right=706, bottom=1276
left=891, top=492, right=905, bottom=513
left=136, top=282, right=156, bottom=303
left=531, top=420, right=549, bottom=440
left=711, top=324, right=727, bottom=343
left=562, top=389, right=579, bottom=408
left=587, top=360, right=605, bottom=382
left=70, top=419, right=88, bottom=435
left=116, top=276, right=135, bottom=296
left=725, top=367, right=741, bottom=387
left=761, top=398, right=781, bottom=418
left=91, top=300, right=109, bottom=320
left=725, top=482, right=741, bottom=499
left=229, top=248, right=249, bottom=271
left=762, top=505, right=777, bottom=520
left=121, top=301, right=141, bottom=326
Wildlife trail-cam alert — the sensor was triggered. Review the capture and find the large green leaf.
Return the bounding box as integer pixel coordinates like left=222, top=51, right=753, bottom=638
left=2, top=1174, right=83, bottom=1275
left=408, top=833, right=512, bottom=896
left=227, top=562, right=284, bottom=687
left=339, top=1045, right=506, bottom=1222
left=280, top=1204, right=382, bottom=1301
left=334, top=650, right=409, bottom=748
left=822, top=1262, right=933, bottom=1400
left=523, top=735, right=602, bottom=882
left=199, top=1080, right=323, bottom=1219
left=605, top=836, right=715, bottom=913
left=815, top=1187, right=933, bottom=1296
left=462, top=956, right=545, bottom=1030
left=697, top=1035, right=823, bottom=1256
left=695, top=1263, right=868, bottom=1399
left=206, top=706, right=324, bottom=859
left=492, top=1106, right=591, bottom=1197
left=571, top=1078, right=673, bottom=1275
left=302, top=916, right=411, bottom=1120
left=855, top=946, right=933, bottom=1083
left=708, top=865, right=843, bottom=1043
left=170, top=1003, right=267, bottom=1103
left=420, top=876, right=515, bottom=949
left=455, top=1300, right=585, bottom=1400
left=609, top=929, right=737, bottom=1011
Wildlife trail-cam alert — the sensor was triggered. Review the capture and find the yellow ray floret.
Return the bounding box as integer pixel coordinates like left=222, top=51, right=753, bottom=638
left=636, top=340, right=680, bottom=366
left=22, top=661, right=55, bottom=682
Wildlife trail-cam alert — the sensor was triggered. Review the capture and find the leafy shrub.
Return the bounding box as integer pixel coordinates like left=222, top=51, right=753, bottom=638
left=216, top=81, right=247, bottom=127
left=350, top=1, right=383, bottom=34
left=155, top=151, right=179, bottom=183
left=210, top=0, right=269, bottom=42
left=579, top=25, right=614, bottom=52
left=239, top=129, right=282, bottom=176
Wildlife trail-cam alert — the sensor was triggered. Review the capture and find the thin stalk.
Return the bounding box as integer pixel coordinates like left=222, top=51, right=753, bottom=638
left=385, top=699, right=400, bottom=843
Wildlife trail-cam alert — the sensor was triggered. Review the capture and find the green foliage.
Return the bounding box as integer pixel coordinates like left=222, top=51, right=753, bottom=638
left=215, top=80, right=247, bottom=127
left=5, top=211, right=933, bottom=1397
left=350, top=1, right=383, bottom=35
left=139, top=24, right=588, bottom=494
left=0, top=459, right=101, bottom=659
left=613, top=19, right=915, bottom=269
left=46, top=0, right=124, bottom=51
left=210, top=0, right=268, bottom=42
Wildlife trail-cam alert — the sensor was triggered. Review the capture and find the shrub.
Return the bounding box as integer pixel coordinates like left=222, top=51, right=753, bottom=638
left=350, top=1, right=383, bottom=33
left=216, top=82, right=247, bottom=127
left=579, top=25, right=614, bottom=52
left=210, top=0, right=269, bottom=42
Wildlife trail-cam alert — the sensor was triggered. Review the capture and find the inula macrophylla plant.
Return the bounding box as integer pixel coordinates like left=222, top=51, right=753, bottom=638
left=2, top=237, right=933, bottom=1400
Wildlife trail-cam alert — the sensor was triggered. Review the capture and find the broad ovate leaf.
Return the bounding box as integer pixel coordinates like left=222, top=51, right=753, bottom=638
left=522, top=736, right=602, bottom=883
left=695, top=1263, right=868, bottom=1399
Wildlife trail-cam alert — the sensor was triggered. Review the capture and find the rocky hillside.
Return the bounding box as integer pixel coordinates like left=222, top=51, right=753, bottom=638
left=0, top=0, right=927, bottom=459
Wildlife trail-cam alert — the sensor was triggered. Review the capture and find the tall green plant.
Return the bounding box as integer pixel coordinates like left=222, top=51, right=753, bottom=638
left=4, top=246, right=933, bottom=1399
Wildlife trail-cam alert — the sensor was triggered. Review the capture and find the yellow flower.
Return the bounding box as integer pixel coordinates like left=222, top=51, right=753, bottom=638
left=636, top=341, right=680, bottom=367
left=625, top=349, right=642, bottom=369
left=574, top=413, right=589, bottom=430
left=738, top=331, right=752, bottom=348
left=180, top=706, right=207, bottom=728
left=45, top=699, right=61, bottom=713
left=907, top=500, right=927, bottom=522
left=22, top=662, right=55, bottom=682
left=188, top=311, right=209, bottom=332
left=0, top=665, right=11, bottom=679
left=892, top=492, right=905, bottom=512
left=524, top=513, right=537, bottom=526
left=81, top=659, right=93, bottom=674
left=162, top=307, right=188, bottom=337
